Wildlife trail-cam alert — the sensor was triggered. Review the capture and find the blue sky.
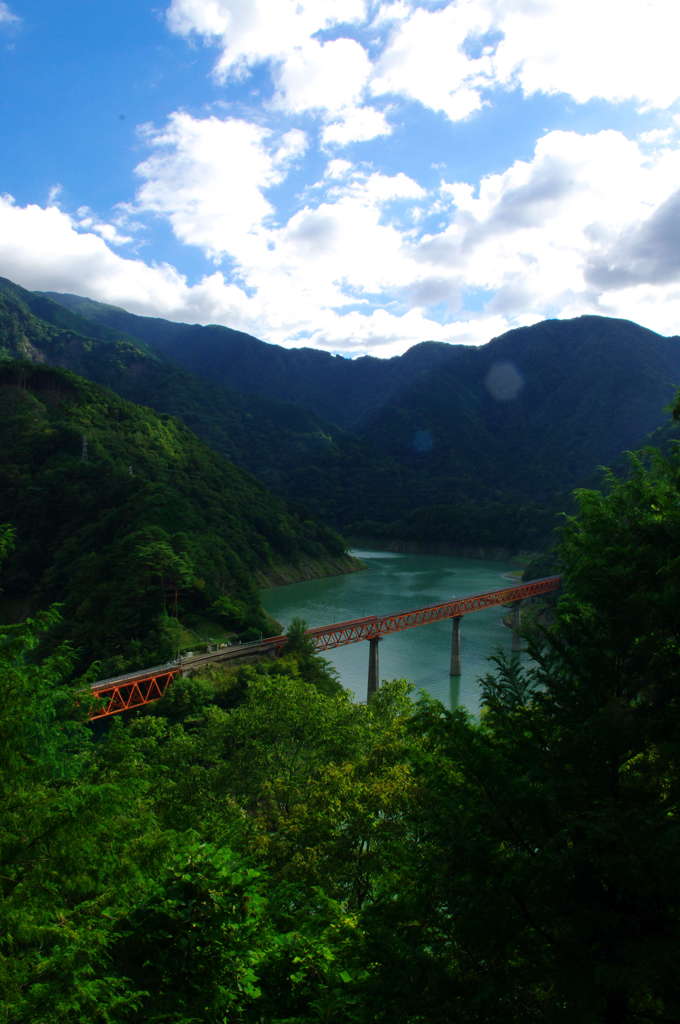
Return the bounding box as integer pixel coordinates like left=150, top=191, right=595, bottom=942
left=2, top=0, right=680, bottom=355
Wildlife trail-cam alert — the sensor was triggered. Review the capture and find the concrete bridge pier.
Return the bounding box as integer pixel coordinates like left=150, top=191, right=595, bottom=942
left=367, top=636, right=382, bottom=699
left=511, top=601, right=523, bottom=653
left=450, top=616, right=462, bottom=676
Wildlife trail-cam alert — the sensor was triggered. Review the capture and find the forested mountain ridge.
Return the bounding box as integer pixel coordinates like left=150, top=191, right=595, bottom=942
left=0, top=360, right=353, bottom=676
left=2, top=279, right=463, bottom=545
left=5, top=275, right=680, bottom=550
left=46, top=287, right=680, bottom=433
left=42, top=284, right=680, bottom=550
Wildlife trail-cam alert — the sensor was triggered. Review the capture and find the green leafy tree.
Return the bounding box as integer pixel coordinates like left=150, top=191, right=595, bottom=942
left=353, top=440, right=680, bottom=1023
left=0, top=525, right=191, bottom=1023
left=133, top=531, right=195, bottom=613
left=0, top=524, right=14, bottom=565
left=111, top=842, right=270, bottom=1024
left=281, top=617, right=342, bottom=695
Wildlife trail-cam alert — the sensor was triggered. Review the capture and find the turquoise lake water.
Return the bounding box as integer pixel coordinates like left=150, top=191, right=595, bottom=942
left=262, top=549, right=525, bottom=714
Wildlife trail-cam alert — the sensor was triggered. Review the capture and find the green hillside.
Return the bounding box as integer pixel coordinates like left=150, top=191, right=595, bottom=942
left=0, top=361, right=353, bottom=676
left=0, top=276, right=347, bottom=494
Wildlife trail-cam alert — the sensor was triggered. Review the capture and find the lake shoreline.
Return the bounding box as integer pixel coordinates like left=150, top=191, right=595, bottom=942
left=347, top=535, right=534, bottom=563
left=261, top=552, right=365, bottom=588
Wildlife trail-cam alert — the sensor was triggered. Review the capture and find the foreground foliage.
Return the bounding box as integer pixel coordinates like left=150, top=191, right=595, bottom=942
left=1, top=431, right=680, bottom=1022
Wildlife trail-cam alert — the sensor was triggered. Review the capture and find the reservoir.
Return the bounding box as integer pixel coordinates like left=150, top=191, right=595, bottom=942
left=262, top=549, right=523, bottom=715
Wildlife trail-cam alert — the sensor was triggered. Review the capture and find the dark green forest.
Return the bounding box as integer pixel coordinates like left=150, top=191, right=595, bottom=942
left=2, top=402, right=680, bottom=1021
left=0, top=361, right=352, bottom=677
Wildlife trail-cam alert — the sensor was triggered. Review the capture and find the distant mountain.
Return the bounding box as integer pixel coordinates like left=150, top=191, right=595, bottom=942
left=43, top=291, right=680, bottom=442
left=42, top=287, right=680, bottom=548
left=0, top=277, right=349, bottom=494
left=0, top=360, right=352, bottom=676
left=359, top=316, right=680, bottom=496
left=43, top=289, right=463, bottom=430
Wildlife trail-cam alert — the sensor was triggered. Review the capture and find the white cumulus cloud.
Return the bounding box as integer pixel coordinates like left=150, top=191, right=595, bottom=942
left=0, top=195, right=198, bottom=313
left=322, top=105, right=392, bottom=146
left=166, top=0, right=367, bottom=81
left=415, top=127, right=680, bottom=333
left=371, top=0, right=494, bottom=121
left=6, top=103, right=680, bottom=356
left=166, top=0, right=680, bottom=126
left=273, top=37, right=372, bottom=114
left=131, top=109, right=430, bottom=309
left=0, top=2, right=19, bottom=25
left=490, top=0, right=680, bottom=109
left=0, top=192, right=463, bottom=356
left=369, top=0, right=680, bottom=122
left=134, top=113, right=305, bottom=261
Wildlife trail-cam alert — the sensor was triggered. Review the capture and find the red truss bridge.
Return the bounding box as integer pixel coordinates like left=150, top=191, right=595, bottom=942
left=304, top=576, right=561, bottom=651
left=88, top=575, right=561, bottom=719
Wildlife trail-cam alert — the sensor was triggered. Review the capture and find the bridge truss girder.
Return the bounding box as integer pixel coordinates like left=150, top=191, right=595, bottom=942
left=89, top=668, right=179, bottom=720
